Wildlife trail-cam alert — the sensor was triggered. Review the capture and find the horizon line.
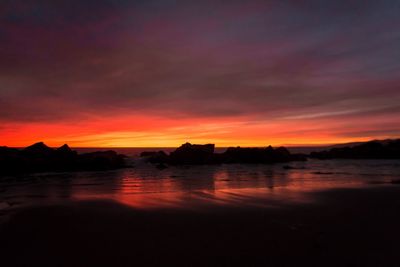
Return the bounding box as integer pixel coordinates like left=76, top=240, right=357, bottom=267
left=6, top=138, right=398, bottom=149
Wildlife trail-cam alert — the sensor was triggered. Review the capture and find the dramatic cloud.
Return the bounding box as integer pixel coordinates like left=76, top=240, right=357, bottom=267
left=1, top=0, right=400, bottom=146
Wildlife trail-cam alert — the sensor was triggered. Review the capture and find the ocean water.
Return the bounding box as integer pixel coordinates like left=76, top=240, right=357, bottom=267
left=1, top=150, right=400, bottom=212
left=73, top=146, right=328, bottom=157
left=74, top=147, right=229, bottom=157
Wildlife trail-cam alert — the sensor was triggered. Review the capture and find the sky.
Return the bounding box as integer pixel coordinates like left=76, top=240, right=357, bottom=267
left=1, top=0, right=400, bottom=147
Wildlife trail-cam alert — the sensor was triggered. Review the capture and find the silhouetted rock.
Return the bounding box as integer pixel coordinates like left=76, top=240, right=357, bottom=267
left=0, top=142, right=128, bottom=175
left=18, top=142, right=58, bottom=172
left=23, top=142, right=54, bottom=155
left=57, top=144, right=74, bottom=154
left=221, top=146, right=303, bottom=164
left=140, top=151, right=169, bottom=164
left=0, top=147, right=21, bottom=174
left=169, top=143, right=215, bottom=164
left=145, top=143, right=306, bottom=166
left=0, top=146, right=19, bottom=156
left=309, top=139, right=400, bottom=159
left=78, top=150, right=126, bottom=171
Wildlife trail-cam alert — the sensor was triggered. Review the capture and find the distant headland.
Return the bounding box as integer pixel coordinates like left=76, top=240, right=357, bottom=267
left=309, top=139, right=400, bottom=159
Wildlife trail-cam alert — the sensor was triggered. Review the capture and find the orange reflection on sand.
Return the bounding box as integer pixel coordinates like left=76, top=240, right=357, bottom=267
left=116, top=176, right=193, bottom=208
left=110, top=170, right=319, bottom=209
left=68, top=163, right=364, bottom=210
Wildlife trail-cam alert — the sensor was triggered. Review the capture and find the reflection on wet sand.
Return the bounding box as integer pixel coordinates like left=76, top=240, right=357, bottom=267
left=1, top=159, right=400, bottom=211
left=1, top=156, right=400, bottom=267
left=70, top=165, right=315, bottom=209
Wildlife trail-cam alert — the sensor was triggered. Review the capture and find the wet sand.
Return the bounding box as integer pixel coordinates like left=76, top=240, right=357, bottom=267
left=1, top=185, right=400, bottom=267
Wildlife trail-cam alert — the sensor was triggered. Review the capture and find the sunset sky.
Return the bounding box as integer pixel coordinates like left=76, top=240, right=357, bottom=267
left=1, top=0, right=400, bottom=147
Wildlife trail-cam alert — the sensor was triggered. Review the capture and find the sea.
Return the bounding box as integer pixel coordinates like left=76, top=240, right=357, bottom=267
left=0, top=147, right=399, bottom=213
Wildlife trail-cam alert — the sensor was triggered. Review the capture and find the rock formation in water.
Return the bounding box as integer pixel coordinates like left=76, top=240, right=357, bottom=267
left=169, top=143, right=216, bottom=164
left=309, top=139, right=400, bottom=159
left=140, top=151, right=169, bottom=164
left=141, top=142, right=307, bottom=165
left=0, top=142, right=127, bottom=175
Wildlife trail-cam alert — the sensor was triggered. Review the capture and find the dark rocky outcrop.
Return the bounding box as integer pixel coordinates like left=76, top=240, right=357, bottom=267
left=23, top=142, right=54, bottom=155
left=221, top=146, right=306, bottom=164
left=140, top=144, right=217, bottom=165
left=77, top=150, right=126, bottom=171
left=140, top=151, right=169, bottom=164
left=142, top=143, right=306, bottom=166
left=169, top=143, right=216, bottom=164
left=309, top=139, right=400, bottom=159
left=221, top=146, right=297, bottom=163
left=0, top=142, right=127, bottom=175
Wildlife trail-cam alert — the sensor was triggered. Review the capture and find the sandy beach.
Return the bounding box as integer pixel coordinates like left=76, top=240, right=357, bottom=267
left=1, top=185, right=400, bottom=267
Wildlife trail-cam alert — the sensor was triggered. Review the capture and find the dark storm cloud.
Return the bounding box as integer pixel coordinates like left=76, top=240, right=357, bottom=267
left=0, top=0, right=400, bottom=130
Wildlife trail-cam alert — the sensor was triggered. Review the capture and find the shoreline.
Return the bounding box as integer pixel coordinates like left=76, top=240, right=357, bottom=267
left=1, top=185, right=400, bottom=266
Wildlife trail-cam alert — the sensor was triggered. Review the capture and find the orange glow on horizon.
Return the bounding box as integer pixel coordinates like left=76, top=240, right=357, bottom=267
left=1, top=1, right=399, bottom=150
left=1, top=113, right=398, bottom=148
